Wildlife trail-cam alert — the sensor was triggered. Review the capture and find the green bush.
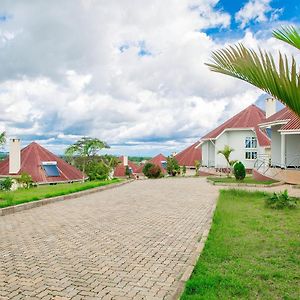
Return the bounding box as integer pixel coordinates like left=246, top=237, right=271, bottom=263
left=234, top=161, right=246, bottom=180
left=143, top=162, right=161, bottom=178
left=182, top=165, right=187, bottom=176
left=85, top=160, right=110, bottom=180
left=17, top=172, right=33, bottom=189
left=0, top=177, right=13, bottom=191
left=265, top=190, right=297, bottom=209
left=166, top=156, right=180, bottom=176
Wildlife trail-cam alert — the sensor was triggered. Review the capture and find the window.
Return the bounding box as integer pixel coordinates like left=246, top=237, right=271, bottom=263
left=42, top=161, right=60, bottom=177
left=245, top=137, right=257, bottom=148
left=161, top=161, right=167, bottom=169
left=245, top=151, right=257, bottom=160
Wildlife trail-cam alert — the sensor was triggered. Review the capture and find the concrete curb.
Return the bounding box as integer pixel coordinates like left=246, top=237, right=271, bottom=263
left=0, top=180, right=134, bottom=217
left=206, top=179, right=284, bottom=188
left=171, top=201, right=217, bottom=300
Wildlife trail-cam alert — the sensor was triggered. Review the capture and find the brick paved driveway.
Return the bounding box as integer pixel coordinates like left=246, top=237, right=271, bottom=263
left=0, top=178, right=218, bottom=299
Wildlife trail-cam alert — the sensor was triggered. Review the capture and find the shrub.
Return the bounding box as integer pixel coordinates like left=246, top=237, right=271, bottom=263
left=17, top=172, right=33, bottom=189
left=0, top=177, right=13, bottom=191
left=194, top=160, right=201, bottom=176
left=166, top=156, right=180, bottom=176
left=125, top=165, right=131, bottom=178
left=143, top=162, right=161, bottom=178
left=233, top=161, right=246, bottom=180
left=265, top=190, right=297, bottom=209
left=85, top=160, right=110, bottom=181
left=182, top=165, right=187, bottom=176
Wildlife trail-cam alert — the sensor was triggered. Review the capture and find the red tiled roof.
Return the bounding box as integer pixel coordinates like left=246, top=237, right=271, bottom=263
left=202, top=104, right=270, bottom=147
left=260, top=107, right=300, bottom=131
left=149, top=154, right=167, bottom=174
left=113, top=156, right=139, bottom=177
left=175, top=141, right=202, bottom=167
left=0, top=142, right=84, bottom=183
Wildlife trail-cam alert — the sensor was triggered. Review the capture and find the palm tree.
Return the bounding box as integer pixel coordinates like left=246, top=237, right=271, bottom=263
left=217, top=145, right=235, bottom=176
left=65, top=137, right=110, bottom=181
left=206, top=26, right=300, bottom=116
left=0, top=132, right=6, bottom=147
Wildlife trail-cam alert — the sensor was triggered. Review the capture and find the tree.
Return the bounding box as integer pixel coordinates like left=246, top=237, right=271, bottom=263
left=0, top=132, right=6, bottom=148
left=217, top=145, right=235, bottom=176
left=142, top=162, right=161, bottom=178
left=206, top=26, right=300, bottom=116
left=125, top=165, right=131, bottom=178
left=166, top=156, right=180, bottom=176
left=65, top=137, right=110, bottom=181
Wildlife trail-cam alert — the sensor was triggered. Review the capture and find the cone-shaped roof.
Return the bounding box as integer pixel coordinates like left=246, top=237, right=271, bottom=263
left=175, top=141, right=202, bottom=167
left=149, top=154, right=167, bottom=174
left=113, top=156, right=139, bottom=177
left=0, top=142, right=84, bottom=183
left=202, top=104, right=270, bottom=146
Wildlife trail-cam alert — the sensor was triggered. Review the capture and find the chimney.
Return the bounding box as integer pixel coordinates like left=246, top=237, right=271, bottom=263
left=9, top=138, right=21, bottom=174
left=265, top=97, right=276, bottom=118
left=123, top=156, right=128, bottom=166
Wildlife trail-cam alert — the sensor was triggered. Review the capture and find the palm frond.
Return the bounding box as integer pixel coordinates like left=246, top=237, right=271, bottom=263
left=273, top=26, right=300, bottom=50
left=206, top=44, right=300, bottom=116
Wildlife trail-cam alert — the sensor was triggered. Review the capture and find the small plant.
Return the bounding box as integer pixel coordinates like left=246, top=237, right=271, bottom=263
left=265, top=190, right=297, bottom=209
left=0, top=177, right=13, bottom=191
left=143, top=162, right=161, bottom=178
left=233, top=161, right=246, bottom=180
left=182, top=165, right=186, bottom=176
left=125, top=165, right=131, bottom=178
left=166, top=156, right=180, bottom=176
left=194, top=160, right=201, bottom=176
left=17, top=172, right=33, bottom=189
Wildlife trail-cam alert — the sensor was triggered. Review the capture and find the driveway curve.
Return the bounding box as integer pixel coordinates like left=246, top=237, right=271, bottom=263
left=0, top=178, right=218, bottom=299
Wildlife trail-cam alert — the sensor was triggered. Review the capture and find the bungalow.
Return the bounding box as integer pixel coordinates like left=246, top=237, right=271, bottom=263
left=255, top=106, right=300, bottom=184
left=201, top=100, right=273, bottom=171
left=149, top=154, right=167, bottom=174
left=0, top=139, right=85, bottom=184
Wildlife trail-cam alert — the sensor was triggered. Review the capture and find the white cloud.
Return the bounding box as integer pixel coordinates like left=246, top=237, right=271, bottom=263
left=0, top=0, right=293, bottom=155
left=235, top=0, right=282, bottom=29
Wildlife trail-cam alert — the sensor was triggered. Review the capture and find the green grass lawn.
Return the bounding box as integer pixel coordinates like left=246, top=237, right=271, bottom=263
left=181, top=189, right=300, bottom=300
left=0, top=178, right=121, bottom=208
left=208, top=176, right=277, bottom=185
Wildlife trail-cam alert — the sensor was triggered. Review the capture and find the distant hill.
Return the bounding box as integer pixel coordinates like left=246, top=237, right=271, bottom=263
left=129, top=156, right=152, bottom=164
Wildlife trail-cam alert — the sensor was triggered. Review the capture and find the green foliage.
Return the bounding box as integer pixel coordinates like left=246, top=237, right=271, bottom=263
left=0, top=177, right=13, bottom=191
left=142, top=162, right=161, bottom=178
left=85, top=160, right=110, bottom=181
left=125, top=165, right=131, bottom=177
left=233, top=161, right=246, bottom=180
left=65, top=137, right=110, bottom=179
left=181, top=189, right=300, bottom=299
left=128, top=156, right=151, bottom=163
left=0, top=131, right=5, bottom=147
left=17, top=172, right=33, bottom=189
left=217, top=145, right=235, bottom=176
left=194, top=160, right=201, bottom=176
left=206, top=26, right=300, bottom=117
left=182, top=165, right=187, bottom=176
left=265, top=190, right=297, bottom=209
left=166, top=156, right=180, bottom=176
left=0, top=179, right=120, bottom=208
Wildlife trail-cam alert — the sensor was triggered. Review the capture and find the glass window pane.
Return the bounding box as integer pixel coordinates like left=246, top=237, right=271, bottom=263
left=43, top=165, right=60, bottom=177
left=245, top=138, right=251, bottom=148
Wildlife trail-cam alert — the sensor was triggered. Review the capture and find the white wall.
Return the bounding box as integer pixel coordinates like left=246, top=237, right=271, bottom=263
left=286, top=134, right=300, bottom=167
left=201, top=141, right=215, bottom=167
left=215, top=130, right=263, bottom=169
left=271, top=125, right=281, bottom=166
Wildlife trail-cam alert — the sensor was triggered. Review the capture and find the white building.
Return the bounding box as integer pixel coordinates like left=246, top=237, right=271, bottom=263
left=201, top=101, right=274, bottom=170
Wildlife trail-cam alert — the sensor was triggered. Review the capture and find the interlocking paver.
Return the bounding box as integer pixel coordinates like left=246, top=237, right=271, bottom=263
left=0, top=178, right=218, bottom=299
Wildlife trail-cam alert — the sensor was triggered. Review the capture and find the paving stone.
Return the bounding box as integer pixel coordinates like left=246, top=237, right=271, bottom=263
left=0, top=178, right=217, bottom=299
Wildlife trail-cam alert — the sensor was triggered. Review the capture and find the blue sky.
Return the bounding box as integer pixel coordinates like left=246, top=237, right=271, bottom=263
left=0, top=0, right=299, bottom=156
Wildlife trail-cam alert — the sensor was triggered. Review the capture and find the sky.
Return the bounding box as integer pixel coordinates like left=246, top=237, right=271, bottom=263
left=0, top=0, right=299, bottom=156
